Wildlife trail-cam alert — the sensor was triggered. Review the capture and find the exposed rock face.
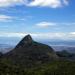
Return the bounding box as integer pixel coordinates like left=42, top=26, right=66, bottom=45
left=4, top=35, right=58, bottom=67
left=15, top=35, right=33, bottom=48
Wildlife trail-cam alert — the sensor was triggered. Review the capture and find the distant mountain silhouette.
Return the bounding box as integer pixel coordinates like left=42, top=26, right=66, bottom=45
left=4, top=35, right=58, bottom=67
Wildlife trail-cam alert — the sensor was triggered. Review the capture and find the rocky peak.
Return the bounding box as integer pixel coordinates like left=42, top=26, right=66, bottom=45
left=23, top=34, right=33, bottom=42
left=22, top=34, right=33, bottom=44
left=15, top=34, right=33, bottom=48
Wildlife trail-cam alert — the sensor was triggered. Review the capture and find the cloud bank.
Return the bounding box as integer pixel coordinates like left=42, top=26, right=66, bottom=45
left=0, top=0, right=69, bottom=8
left=0, top=32, right=75, bottom=40
left=27, top=0, right=69, bottom=8
left=0, top=0, right=23, bottom=7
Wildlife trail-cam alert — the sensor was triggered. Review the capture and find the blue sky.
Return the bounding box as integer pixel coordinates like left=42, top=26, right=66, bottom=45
left=0, top=0, right=75, bottom=41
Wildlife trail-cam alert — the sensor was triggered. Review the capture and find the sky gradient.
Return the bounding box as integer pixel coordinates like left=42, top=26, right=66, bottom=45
left=0, top=0, right=75, bottom=41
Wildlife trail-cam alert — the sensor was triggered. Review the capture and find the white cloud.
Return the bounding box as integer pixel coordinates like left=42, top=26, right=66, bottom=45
left=0, top=0, right=23, bottom=7
left=0, top=0, right=69, bottom=8
left=0, top=32, right=26, bottom=37
left=26, top=0, right=69, bottom=8
left=0, top=15, right=13, bottom=22
left=36, top=22, right=56, bottom=28
left=70, top=32, right=75, bottom=35
left=35, top=22, right=75, bottom=28
left=0, top=32, right=75, bottom=41
left=69, top=32, right=75, bottom=38
left=32, top=32, right=75, bottom=40
left=0, top=14, right=27, bottom=22
left=31, top=33, right=66, bottom=40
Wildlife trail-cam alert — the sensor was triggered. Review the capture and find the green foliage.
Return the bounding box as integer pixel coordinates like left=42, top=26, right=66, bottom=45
left=0, top=59, right=75, bottom=75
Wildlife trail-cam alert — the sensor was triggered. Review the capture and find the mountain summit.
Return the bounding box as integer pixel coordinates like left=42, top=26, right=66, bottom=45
left=4, top=35, right=58, bottom=67
left=21, top=34, right=33, bottom=44
left=15, top=34, right=33, bottom=48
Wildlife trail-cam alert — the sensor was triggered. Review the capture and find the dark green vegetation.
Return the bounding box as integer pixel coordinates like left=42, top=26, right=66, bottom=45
left=0, top=35, right=75, bottom=75
left=56, top=50, right=75, bottom=61
left=56, top=50, right=73, bottom=57
left=0, top=59, right=75, bottom=75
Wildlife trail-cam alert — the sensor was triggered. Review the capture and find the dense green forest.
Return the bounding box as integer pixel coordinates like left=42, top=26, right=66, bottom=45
left=0, top=59, right=75, bottom=75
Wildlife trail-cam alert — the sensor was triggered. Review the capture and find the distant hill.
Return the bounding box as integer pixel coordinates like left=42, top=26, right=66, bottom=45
left=52, top=45, right=75, bottom=53
left=4, top=35, right=58, bottom=67
left=66, top=47, right=75, bottom=54
left=56, top=50, right=75, bottom=61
